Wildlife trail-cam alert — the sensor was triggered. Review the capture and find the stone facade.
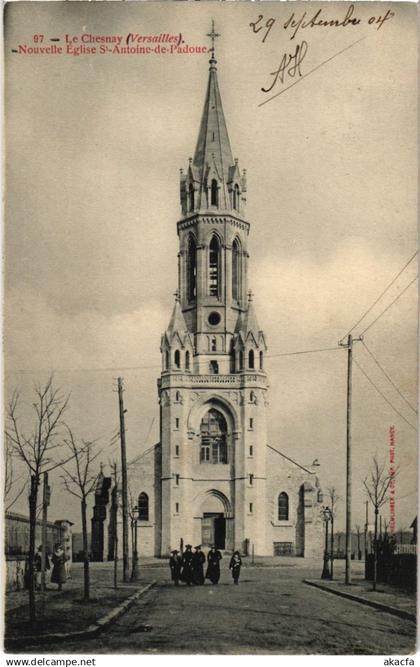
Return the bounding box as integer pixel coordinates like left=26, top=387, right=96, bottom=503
left=91, top=41, right=324, bottom=561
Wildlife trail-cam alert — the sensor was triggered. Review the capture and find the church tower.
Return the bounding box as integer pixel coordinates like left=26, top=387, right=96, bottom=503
left=158, top=25, right=268, bottom=555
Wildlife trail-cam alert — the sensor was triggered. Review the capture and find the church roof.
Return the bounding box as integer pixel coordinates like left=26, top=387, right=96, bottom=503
left=193, top=55, right=235, bottom=195
left=267, top=444, right=315, bottom=475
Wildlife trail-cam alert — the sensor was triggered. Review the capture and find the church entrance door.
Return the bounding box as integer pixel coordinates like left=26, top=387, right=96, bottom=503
left=202, top=512, right=226, bottom=549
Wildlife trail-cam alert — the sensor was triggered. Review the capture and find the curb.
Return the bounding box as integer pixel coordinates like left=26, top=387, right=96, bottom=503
left=5, top=581, right=156, bottom=648
left=303, top=579, right=416, bottom=622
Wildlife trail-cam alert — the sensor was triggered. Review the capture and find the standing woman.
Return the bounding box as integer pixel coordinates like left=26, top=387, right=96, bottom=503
left=206, top=546, right=222, bottom=585
left=229, top=550, right=242, bottom=585
left=51, top=543, right=67, bottom=591
left=192, top=545, right=205, bottom=585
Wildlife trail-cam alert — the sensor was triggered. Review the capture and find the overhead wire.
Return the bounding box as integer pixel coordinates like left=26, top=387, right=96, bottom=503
left=362, top=341, right=417, bottom=415
left=342, top=251, right=418, bottom=339
left=353, top=358, right=417, bottom=433
left=6, top=345, right=344, bottom=375
left=360, top=275, right=418, bottom=336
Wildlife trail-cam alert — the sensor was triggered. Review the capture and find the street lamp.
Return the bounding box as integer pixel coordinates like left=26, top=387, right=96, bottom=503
left=131, top=505, right=139, bottom=582
left=321, top=506, right=332, bottom=580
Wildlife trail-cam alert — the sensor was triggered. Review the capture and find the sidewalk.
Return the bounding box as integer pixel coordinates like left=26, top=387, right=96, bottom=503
left=5, top=561, right=161, bottom=645
left=304, top=574, right=416, bottom=621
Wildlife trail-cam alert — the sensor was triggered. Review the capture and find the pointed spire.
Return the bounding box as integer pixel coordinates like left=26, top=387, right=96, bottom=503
left=166, top=291, right=188, bottom=336
left=237, top=299, right=261, bottom=336
left=192, top=22, right=235, bottom=207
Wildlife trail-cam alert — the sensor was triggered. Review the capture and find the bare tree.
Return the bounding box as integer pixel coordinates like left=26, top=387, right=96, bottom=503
left=4, top=438, right=27, bottom=511
left=364, top=455, right=397, bottom=591
left=61, top=429, right=101, bottom=602
left=5, top=377, right=70, bottom=624
left=327, top=486, right=341, bottom=579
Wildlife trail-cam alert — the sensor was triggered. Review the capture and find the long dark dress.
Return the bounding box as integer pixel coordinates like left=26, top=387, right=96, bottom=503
left=229, top=554, right=242, bottom=584
left=192, top=550, right=205, bottom=585
left=206, top=549, right=222, bottom=584
left=180, top=549, right=194, bottom=585
left=51, top=550, right=66, bottom=585
left=169, top=554, right=182, bottom=585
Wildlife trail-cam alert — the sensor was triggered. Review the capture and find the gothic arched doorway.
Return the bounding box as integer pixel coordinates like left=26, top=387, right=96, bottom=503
left=199, top=491, right=232, bottom=551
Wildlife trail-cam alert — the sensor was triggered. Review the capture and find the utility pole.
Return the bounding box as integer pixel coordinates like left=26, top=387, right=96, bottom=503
left=364, top=500, right=369, bottom=559
left=339, top=333, right=362, bottom=585
left=117, top=378, right=129, bottom=583
left=112, top=462, right=119, bottom=590
left=40, top=472, right=50, bottom=614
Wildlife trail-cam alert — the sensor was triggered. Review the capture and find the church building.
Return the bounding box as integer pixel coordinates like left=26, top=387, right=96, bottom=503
left=92, top=31, right=324, bottom=560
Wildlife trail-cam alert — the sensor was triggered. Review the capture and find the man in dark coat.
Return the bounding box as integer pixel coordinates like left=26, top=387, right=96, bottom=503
left=205, top=545, right=222, bottom=584
left=180, top=544, right=194, bottom=585
left=229, top=550, right=242, bottom=585
left=192, top=545, right=205, bottom=585
left=169, top=549, right=182, bottom=586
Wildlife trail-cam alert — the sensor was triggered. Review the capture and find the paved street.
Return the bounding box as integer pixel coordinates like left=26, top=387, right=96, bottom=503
left=25, top=559, right=416, bottom=655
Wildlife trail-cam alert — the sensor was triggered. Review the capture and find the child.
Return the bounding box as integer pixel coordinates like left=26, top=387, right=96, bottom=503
left=229, top=550, right=242, bottom=585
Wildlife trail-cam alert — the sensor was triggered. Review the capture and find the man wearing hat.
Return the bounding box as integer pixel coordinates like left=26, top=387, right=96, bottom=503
left=169, top=549, right=182, bottom=586
left=192, top=545, right=205, bottom=585
left=180, top=544, right=194, bottom=585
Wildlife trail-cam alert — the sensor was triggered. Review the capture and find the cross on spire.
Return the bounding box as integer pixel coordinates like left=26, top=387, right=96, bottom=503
left=207, top=19, right=220, bottom=60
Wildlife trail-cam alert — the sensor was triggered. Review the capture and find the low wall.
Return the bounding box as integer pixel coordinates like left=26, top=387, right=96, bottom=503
left=365, top=553, right=417, bottom=591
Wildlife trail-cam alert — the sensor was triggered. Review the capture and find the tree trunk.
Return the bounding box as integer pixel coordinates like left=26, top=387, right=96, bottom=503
left=373, top=507, right=378, bottom=591
left=114, top=503, right=118, bottom=590
left=28, top=475, right=38, bottom=625
left=81, top=498, right=90, bottom=601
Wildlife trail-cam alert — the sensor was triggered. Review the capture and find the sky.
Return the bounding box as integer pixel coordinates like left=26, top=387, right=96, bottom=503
left=4, top=1, right=418, bottom=534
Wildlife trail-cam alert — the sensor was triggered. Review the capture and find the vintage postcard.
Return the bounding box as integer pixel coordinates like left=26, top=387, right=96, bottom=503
left=3, top=0, right=418, bottom=658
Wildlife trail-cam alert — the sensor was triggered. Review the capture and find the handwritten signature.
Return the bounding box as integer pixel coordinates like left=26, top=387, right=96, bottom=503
left=261, top=41, right=308, bottom=93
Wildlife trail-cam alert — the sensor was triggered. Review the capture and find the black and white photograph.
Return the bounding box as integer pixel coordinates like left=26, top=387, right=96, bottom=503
left=3, top=0, right=418, bottom=658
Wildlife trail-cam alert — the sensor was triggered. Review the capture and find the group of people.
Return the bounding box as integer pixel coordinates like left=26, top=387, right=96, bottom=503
left=33, top=542, right=68, bottom=591
left=169, top=545, right=242, bottom=586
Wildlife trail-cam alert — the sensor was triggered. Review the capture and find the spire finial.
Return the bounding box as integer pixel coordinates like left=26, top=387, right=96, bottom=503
left=100, top=462, right=104, bottom=474
left=174, top=289, right=180, bottom=303
left=207, top=19, right=220, bottom=66
left=248, top=289, right=253, bottom=303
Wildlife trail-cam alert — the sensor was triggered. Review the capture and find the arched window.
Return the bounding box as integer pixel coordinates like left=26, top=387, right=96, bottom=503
left=209, top=236, right=220, bottom=296
left=200, top=409, right=228, bottom=464
left=211, top=179, right=218, bottom=207
left=138, top=492, right=149, bottom=521
left=232, top=238, right=241, bottom=302
left=176, top=391, right=181, bottom=402
left=239, top=351, right=244, bottom=370
left=248, top=349, right=255, bottom=369
left=278, top=492, right=289, bottom=521
left=209, top=360, right=219, bottom=375
left=187, top=235, right=196, bottom=302
left=259, top=351, right=263, bottom=370
left=165, top=350, right=169, bottom=370
left=189, top=184, right=195, bottom=212
left=211, top=337, right=217, bottom=352
left=174, top=350, right=181, bottom=369
left=185, top=350, right=190, bottom=370
left=233, top=184, right=240, bottom=211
